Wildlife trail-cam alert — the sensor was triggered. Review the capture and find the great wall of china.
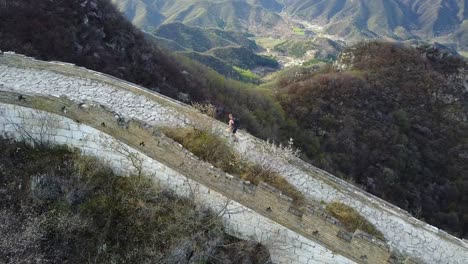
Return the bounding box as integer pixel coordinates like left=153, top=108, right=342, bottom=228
left=0, top=52, right=467, bottom=264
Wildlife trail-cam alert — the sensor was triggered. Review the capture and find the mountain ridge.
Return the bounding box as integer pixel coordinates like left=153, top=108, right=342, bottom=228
left=112, top=0, right=467, bottom=52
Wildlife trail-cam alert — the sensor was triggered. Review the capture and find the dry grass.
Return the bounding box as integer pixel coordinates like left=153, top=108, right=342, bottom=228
left=162, top=127, right=305, bottom=205
left=326, top=202, right=385, bottom=240
left=239, top=164, right=304, bottom=206
left=162, top=127, right=237, bottom=172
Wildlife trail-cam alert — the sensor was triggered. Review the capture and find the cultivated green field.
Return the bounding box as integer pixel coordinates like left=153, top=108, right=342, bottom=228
left=252, top=37, right=286, bottom=50
left=459, top=51, right=468, bottom=58
left=292, top=27, right=306, bottom=36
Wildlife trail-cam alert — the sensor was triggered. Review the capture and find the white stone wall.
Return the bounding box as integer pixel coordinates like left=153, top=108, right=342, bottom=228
left=0, top=102, right=355, bottom=264
left=0, top=55, right=467, bottom=263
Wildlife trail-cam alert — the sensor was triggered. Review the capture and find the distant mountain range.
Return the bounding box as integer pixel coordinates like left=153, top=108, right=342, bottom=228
left=112, top=0, right=467, bottom=52
left=111, top=0, right=285, bottom=33
left=283, top=0, right=467, bottom=49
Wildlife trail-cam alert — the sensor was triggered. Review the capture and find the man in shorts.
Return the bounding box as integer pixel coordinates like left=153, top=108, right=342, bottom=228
left=227, top=113, right=240, bottom=142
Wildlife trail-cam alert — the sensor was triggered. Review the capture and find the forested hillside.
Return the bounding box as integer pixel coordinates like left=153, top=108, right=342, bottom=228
left=274, top=42, right=468, bottom=238
left=272, top=38, right=342, bottom=59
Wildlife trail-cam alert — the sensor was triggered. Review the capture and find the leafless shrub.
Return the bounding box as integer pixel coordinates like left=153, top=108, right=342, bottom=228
left=191, top=102, right=217, bottom=118
left=110, top=140, right=144, bottom=177
left=263, top=138, right=301, bottom=162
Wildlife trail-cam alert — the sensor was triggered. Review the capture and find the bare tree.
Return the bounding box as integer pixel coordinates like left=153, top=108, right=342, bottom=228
left=108, top=139, right=145, bottom=177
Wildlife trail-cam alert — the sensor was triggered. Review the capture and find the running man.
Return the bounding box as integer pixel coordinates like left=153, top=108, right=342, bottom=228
left=227, top=113, right=240, bottom=142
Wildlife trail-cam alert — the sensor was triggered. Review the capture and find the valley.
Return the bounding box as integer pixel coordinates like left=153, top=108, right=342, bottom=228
left=112, top=0, right=466, bottom=80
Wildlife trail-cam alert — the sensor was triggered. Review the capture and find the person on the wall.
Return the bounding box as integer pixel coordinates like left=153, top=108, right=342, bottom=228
left=227, top=113, right=240, bottom=142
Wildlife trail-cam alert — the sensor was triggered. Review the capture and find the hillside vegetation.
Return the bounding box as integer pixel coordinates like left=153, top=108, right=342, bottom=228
left=162, top=126, right=305, bottom=206
left=208, top=46, right=278, bottom=69
left=0, top=138, right=270, bottom=263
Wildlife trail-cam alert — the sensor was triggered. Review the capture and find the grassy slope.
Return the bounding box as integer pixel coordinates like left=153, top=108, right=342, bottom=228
left=181, top=51, right=261, bottom=83
left=144, top=33, right=188, bottom=52
left=150, top=22, right=275, bottom=82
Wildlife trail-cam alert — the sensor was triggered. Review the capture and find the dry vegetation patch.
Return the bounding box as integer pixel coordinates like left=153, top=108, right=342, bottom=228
left=162, top=126, right=304, bottom=205
left=326, top=202, right=384, bottom=240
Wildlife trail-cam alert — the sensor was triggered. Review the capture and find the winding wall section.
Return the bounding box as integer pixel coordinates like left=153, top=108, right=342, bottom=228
left=0, top=52, right=467, bottom=263
left=0, top=100, right=355, bottom=264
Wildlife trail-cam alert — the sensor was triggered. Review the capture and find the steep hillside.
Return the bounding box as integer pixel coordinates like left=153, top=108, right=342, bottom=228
left=247, top=0, right=283, bottom=12
left=274, top=42, right=468, bottom=238
left=182, top=51, right=260, bottom=82
left=0, top=0, right=192, bottom=98
left=145, top=34, right=189, bottom=52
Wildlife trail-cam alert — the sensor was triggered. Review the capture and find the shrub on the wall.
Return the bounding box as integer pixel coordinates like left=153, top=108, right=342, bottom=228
left=326, top=202, right=385, bottom=240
